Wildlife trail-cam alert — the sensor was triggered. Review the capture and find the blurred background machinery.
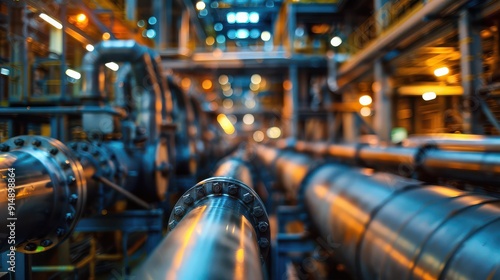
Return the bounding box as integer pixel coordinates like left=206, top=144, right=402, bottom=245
left=1, top=0, right=500, bottom=279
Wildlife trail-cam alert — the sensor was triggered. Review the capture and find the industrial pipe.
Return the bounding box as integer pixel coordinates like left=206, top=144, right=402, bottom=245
left=0, top=135, right=162, bottom=254
left=256, top=145, right=500, bottom=280
left=0, top=136, right=86, bottom=253
left=136, top=153, right=270, bottom=280
left=403, top=134, right=500, bottom=152
left=81, top=40, right=166, bottom=142
left=287, top=140, right=500, bottom=187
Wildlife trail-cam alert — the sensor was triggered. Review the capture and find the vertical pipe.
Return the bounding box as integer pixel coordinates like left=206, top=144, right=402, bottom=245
left=373, top=61, right=392, bottom=142
left=459, top=9, right=484, bottom=134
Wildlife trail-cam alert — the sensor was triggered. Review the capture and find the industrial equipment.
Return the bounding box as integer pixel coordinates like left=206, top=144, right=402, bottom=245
left=255, top=144, right=500, bottom=279
left=136, top=151, right=270, bottom=279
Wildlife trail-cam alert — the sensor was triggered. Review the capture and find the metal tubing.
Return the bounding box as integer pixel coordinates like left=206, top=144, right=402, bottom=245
left=213, top=152, right=254, bottom=189
left=0, top=106, right=126, bottom=116
left=257, top=145, right=500, bottom=280
left=287, top=140, right=500, bottom=186
left=403, top=134, right=500, bottom=152
left=81, top=40, right=166, bottom=141
left=136, top=156, right=270, bottom=279
left=0, top=136, right=86, bottom=254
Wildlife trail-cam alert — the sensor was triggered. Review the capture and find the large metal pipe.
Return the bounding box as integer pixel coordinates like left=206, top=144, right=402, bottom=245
left=81, top=40, right=166, bottom=142
left=257, top=145, right=500, bottom=280
left=0, top=136, right=86, bottom=254
left=136, top=154, right=270, bottom=279
left=288, top=140, right=500, bottom=187
left=403, top=134, right=500, bottom=152
left=0, top=135, right=155, bottom=254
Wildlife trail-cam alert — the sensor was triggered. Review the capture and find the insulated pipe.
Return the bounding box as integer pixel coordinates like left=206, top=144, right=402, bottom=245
left=256, top=145, right=500, bottom=280
left=136, top=155, right=270, bottom=280
left=81, top=40, right=166, bottom=141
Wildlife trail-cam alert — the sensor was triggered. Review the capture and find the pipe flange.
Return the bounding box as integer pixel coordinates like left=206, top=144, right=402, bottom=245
left=3, top=136, right=86, bottom=253
left=68, top=141, right=116, bottom=179
left=167, top=177, right=271, bottom=261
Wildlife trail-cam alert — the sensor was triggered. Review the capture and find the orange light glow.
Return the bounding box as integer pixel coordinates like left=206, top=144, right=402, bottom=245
left=181, top=77, right=191, bottom=89
left=76, top=13, right=87, bottom=23
left=217, top=114, right=235, bottom=135
left=102, top=32, right=111, bottom=40
left=202, top=79, right=212, bottom=90
left=283, top=80, right=292, bottom=91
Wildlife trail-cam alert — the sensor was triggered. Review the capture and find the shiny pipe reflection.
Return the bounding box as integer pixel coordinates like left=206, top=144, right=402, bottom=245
left=285, top=139, right=500, bottom=186
left=136, top=154, right=269, bottom=280
left=256, top=145, right=500, bottom=280
left=0, top=136, right=86, bottom=254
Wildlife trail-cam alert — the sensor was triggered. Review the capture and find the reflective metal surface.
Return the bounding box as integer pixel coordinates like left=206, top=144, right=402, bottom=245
left=137, top=196, right=262, bottom=280
left=0, top=136, right=86, bottom=253
left=81, top=40, right=166, bottom=141
left=136, top=154, right=270, bottom=279
left=284, top=140, right=500, bottom=186
left=257, top=145, right=500, bottom=280
left=255, top=144, right=309, bottom=199
left=404, top=134, right=500, bottom=152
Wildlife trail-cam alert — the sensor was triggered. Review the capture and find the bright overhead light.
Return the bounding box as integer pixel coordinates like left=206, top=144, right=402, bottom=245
left=249, top=12, right=259, bottom=23
left=85, top=44, right=94, bottom=52
left=76, top=13, right=87, bottom=23
left=236, top=29, right=249, bottom=39
left=235, top=12, right=249, bottom=23
left=266, top=126, right=281, bottom=139
left=253, top=131, right=264, bottom=142
left=148, top=16, right=157, bottom=25
left=217, top=114, right=235, bottom=135
left=102, top=32, right=111, bottom=40
left=65, top=69, right=81, bottom=80
left=434, top=67, right=449, bottom=77
left=422, top=91, right=437, bottom=101
left=196, top=1, right=206, bottom=10
left=227, top=12, right=236, bottom=24
left=205, top=36, right=215, bottom=46
left=105, top=62, right=119, bottom=71
left=359, top=95, right=372, bottom=106
left=0, top=68, right=10, bottom=76
left=219, top=75, right=229, bottom=85
left=330, top=36, right=342, bottom=47
left=250, top=29, right=260, bottom=39
left=251, top=74, right=262, bottom=84
left=214, top=23, right=223, bottom=32
left=243, top=114, right=255, bottom=125
left=216, top=35, right=226, bottom=44
left=39, top=13, right=62, bottom=29
left=202, top=79, right=212, bottom=90
left=360, top=107, right=371, bottom=117
left=146, top=29, right=156, bottom=38
left=261, top=31, right=271, bottom=42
